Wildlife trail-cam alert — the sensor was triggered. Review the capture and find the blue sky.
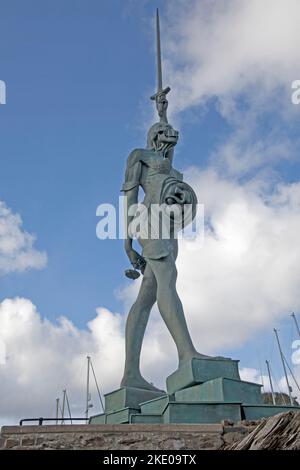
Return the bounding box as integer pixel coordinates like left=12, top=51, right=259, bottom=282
left=0, top=0, right=158, bottom=323
left=0, top=0, right=230, bottom=325
left=1, top=0, right=300, bottom=420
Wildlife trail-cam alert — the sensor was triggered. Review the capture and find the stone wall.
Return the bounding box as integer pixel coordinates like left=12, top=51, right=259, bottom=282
left=0, top=422, right=252, bottom=450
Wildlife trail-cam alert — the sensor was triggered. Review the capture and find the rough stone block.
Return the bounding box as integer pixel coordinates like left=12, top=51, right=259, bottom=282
left=166, top=357, right=240, bottom=394
left=104, top=387, right=165, bottom=412
left=175, top=378, right=262, bottom=404
left=21, top=437, right=35, bottom=446
left=5, top=438, right=20, bottom=449
left=163, top=401, right=242, bottom=424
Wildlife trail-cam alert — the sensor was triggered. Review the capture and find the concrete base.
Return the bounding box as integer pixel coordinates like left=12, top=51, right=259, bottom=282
left=166, top=357, right=240, bottom=394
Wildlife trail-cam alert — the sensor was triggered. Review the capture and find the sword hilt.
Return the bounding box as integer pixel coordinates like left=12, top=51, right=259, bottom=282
left=150, top=87, right=171, bottom=123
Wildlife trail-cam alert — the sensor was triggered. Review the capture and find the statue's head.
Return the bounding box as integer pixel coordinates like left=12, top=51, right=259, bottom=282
left=147, top=122, right=179, bottom=152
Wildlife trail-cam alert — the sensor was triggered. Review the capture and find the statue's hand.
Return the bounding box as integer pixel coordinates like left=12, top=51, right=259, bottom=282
left=126, top=247, right=146, bottom=273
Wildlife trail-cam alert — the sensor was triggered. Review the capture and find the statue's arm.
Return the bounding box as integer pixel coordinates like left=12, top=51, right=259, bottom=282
left=121, top=154, right=143, bottom=266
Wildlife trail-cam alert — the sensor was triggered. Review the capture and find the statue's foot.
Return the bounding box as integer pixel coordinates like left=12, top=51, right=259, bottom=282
left=120, top=373, right=164, bottom=393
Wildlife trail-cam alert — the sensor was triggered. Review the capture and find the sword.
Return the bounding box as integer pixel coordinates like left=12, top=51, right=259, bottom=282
left=150, top=9, right=170, bottom=123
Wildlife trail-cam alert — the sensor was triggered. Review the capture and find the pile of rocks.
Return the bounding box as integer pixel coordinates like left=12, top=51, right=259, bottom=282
left=226, top=411, right=300, bottom=450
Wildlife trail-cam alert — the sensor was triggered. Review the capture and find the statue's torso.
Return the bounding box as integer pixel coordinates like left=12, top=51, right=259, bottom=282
left=138, top=149, right=183, bottom=207
left=123, top=148, right=196, bottom=260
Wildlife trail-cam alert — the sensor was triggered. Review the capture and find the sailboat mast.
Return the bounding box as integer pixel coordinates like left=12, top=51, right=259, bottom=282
left=61, top=389, right=66, bottom=424
left=291, top=312, right=300, bottom=339
left=265, top=360, right=276, bottom=405
left=274, top=328, right=293, bottom=405
left=55, top=398, right=60, bottom=425
left=85, top=355, right=91, bottom=421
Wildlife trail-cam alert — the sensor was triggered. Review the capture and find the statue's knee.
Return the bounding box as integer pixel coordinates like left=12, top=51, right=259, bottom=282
left=142, top=274, right=156, bottom=289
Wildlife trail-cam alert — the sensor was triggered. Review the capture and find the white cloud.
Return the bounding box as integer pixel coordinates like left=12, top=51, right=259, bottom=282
left=164, top=0, right=300, bottom=114
left=0, top=293, right=182, bottom=426
left=174, top=169, right=300, bottom=351
left=240, top=366, right=300, bottom=402
left=0, top=201, right=47, bottom=276
left=0, top=298, right=125, bottom=425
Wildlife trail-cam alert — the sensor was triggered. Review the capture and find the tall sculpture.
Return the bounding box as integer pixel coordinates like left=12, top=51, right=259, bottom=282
left=121, top=10, right=210, bottom=392
left=90, top=12, right=300, bottom=425
left=89, top=11, right=300, bottom=425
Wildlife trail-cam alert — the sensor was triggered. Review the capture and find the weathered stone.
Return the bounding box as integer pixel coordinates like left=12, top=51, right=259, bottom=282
left=21, top=437, right=35, bottom=446
left=0, top=423, right=226, bottom=450
left=221, top=419, right=234, bottom=426
left=222, top=431, right=246, bottom=446
left=0, top=437, right=6, bottom=448
left=5, top=438, right=20, bottom=449
left=232, top=410, right=300, bottom=450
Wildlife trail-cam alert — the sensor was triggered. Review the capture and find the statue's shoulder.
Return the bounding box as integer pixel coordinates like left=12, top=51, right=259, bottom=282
left=126, top=148, right=149, bottom=168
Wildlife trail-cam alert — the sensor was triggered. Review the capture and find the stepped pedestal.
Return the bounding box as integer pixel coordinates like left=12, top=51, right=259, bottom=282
left=89, top=358, right=300, bottom=425
left=166, top=357, right=240, bottom=394
left=104, top=386, right=165, bottom=413
left=163, top=401, right=242, bottom=424
left=175, top=377, right=263, bottom=404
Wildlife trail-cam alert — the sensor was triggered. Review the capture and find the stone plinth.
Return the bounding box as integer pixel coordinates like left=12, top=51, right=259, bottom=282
left=0, top=423, right=236, bottom=450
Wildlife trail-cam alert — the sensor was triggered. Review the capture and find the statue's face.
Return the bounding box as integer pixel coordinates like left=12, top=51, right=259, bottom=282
left=156, top=123, right=179, bottom=147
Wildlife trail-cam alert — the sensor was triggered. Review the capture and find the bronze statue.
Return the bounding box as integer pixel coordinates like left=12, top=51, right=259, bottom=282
left=120, top=11, right=211, bottom=392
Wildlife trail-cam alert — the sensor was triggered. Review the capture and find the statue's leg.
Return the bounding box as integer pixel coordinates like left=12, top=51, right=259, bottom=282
left=147, top=253, right=208, bottom=365
left=121, top=263, right=162, bottom=391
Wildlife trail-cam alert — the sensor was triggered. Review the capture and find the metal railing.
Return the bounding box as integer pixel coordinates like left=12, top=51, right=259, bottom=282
left=19, top=417, right=88, bottom=426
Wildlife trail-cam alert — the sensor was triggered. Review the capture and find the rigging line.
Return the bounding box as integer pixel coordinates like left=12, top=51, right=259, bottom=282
left=90, top=358, right=105, bottom=412
left=58, top=401, right=63, bottom=417
left=274, top=328, right=293, bottom=405
left=282, top=355, right=300, bottom=393
left=290, top=314, right=294, bottom=350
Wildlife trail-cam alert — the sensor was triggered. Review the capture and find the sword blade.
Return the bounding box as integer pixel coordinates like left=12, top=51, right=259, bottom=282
left=156, top=8, right=163, bottom=92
